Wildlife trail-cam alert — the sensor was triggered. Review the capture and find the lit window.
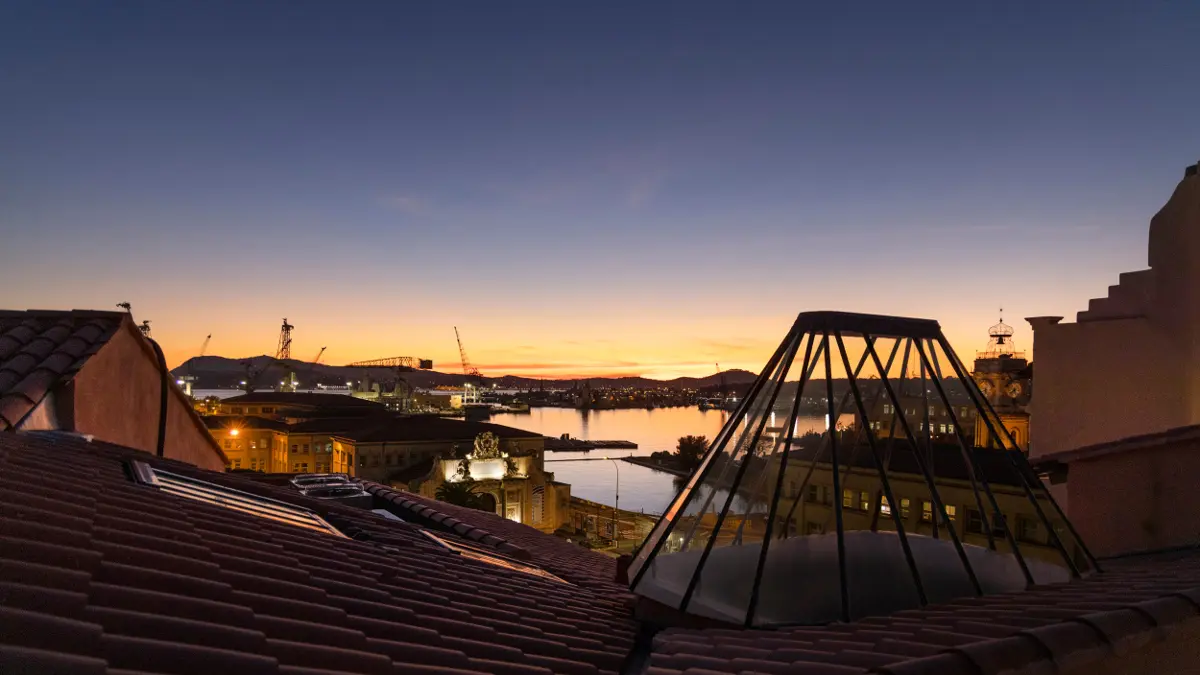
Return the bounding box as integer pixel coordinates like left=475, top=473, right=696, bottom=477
left=250, top=440, right=257, bottom=449
left=859, top=491, right=870, bottom=512
left=900, top=498, right=911, bottom=519
left=945, top=505, right=957, bottom=521
left=921, top=501, right=933, bottom=522
left=938, top=424, right=947, bottom=434
left=419, top=530, right=568, bottom=584
left=131, top=463, right=344, bottom=537
left=880, top=496, right=891, bottom=515
left=842, top=489, right=854, bottom=508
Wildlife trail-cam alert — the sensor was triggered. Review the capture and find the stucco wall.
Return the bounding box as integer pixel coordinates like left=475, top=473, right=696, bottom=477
left=1066, top=439, right=1200, bottom=557
left=72, top=325, right=226, bottom=471
left=1028, top=316, right=1184, bottom=459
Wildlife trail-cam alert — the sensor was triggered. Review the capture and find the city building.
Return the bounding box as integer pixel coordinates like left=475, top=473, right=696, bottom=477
left=331, top=417, right=571, bottom=533
left=0, top=309, right=225, bottom=470
left=970, top=317, right=1032, bottom=451
left=1028, top=161, right=1200, bottom=459
left=201, top=415, right=290, bottom=472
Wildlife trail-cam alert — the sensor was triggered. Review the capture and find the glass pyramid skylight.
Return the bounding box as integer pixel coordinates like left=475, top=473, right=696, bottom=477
left=628, top=311, right=1097, bottom=627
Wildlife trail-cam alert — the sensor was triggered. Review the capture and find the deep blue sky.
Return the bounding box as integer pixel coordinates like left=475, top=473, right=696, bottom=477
left=2, top=2, right=1198, bottom=375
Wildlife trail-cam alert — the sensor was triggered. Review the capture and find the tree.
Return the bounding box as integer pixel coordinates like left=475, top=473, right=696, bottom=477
left=435, top=479, right=490, bottom=511
left=676, top=435, right=709, bottom=471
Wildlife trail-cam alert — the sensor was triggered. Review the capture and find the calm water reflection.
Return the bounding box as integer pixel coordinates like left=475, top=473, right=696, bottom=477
left=490, top=407, right=732, bottom=514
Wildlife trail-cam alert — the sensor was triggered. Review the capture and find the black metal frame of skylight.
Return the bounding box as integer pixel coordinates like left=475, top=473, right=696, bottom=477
left=627, top=311, right=1100, bottom=627
left=130, top=461, right=346, bottom=538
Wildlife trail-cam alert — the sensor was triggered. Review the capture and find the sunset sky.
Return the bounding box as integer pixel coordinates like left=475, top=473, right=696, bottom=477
left=3, top=2, right=1198, bottom=379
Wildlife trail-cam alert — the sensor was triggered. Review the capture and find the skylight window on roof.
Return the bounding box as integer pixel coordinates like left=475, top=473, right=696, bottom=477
left=420, top=530, right=568, bottom=584
left=133, top=462, right=345, bottom=538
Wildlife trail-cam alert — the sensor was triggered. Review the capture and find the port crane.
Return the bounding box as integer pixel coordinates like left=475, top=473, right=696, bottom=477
left=454, top=327, right=483, bottom=381
left=454, top=326, right=485, bottom=404
left=276, top=318, right=294, bottom=360
left=179, top=334, right=212, bottom=396
left=239, top=319, right=296, bottom=393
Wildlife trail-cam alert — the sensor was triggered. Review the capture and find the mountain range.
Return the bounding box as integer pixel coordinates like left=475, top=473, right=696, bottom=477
left=171, top=355, right=760, bottom=391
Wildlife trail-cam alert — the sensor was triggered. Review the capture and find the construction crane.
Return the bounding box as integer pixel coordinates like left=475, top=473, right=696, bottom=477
left=179, top=334, right=212, bottom=397
left=312, top=346, right=327, bottom=365
left=276, top=318, right=294, bottom=360
left=454, top=327, right=483, bottom=380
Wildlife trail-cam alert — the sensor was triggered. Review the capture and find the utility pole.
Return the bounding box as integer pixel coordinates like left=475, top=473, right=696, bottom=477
left=605, top=456, right=620, bottom=544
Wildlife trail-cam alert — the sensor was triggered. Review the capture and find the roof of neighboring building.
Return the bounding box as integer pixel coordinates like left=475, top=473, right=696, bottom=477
left=286, top=416, right=391, bottom=435
left=647, top=549, right=1200, bottom=675
left=1034, top=423, right=1200, bottom=467
left=222, top=392, right=383, bottom=408
left=0, top=431, right=638, bottom=675
left=9, top=430, right=1200, bottom=675
left=335, top=416, right=545, bottom=444
left=202, top=416, right=291, bottom=433
left=0, top=310, right=126, bottom=429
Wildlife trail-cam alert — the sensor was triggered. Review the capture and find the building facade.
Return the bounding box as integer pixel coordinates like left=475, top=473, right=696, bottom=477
left=970, top=318, right=1032, bottom=451
left=1, top=309, right=226, bottom=471
left=1028, top=162, right=1200, bottom=459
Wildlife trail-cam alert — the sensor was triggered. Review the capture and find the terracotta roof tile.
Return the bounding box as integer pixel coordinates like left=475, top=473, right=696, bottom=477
left=0, top=431, right=639, bottom=674
left=0, top=310, right=125, bottom=429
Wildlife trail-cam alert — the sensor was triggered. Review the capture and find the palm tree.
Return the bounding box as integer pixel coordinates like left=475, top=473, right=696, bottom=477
left=435, top=479, right=490, bottom=511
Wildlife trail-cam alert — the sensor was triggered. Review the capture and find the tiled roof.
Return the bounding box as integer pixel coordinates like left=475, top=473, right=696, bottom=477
left=0, top=432, right=639, bottom=675
left=338, top=417, right=545, bottom=444
left=287, top=416, right=392, bottom=434
left=202, top=416, right=291, bottom=432
left=361, top=482, right=622, bottom=589
left=0, top=310, right=126, bottom=429
left=223, top=392, right=384, bottom=408
left=646, top=551, right=1200, bottom=675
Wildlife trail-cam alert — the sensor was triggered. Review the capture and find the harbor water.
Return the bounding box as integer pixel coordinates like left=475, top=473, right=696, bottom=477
left=196, top=390, right=821, bottom=514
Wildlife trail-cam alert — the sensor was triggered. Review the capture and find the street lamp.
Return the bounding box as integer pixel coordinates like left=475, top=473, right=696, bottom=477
left=604, top=456, right=620, bottom=544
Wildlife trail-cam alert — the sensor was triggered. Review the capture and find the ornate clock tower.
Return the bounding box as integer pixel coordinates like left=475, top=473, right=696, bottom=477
left=971, top=313, right=1032, bottom=451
